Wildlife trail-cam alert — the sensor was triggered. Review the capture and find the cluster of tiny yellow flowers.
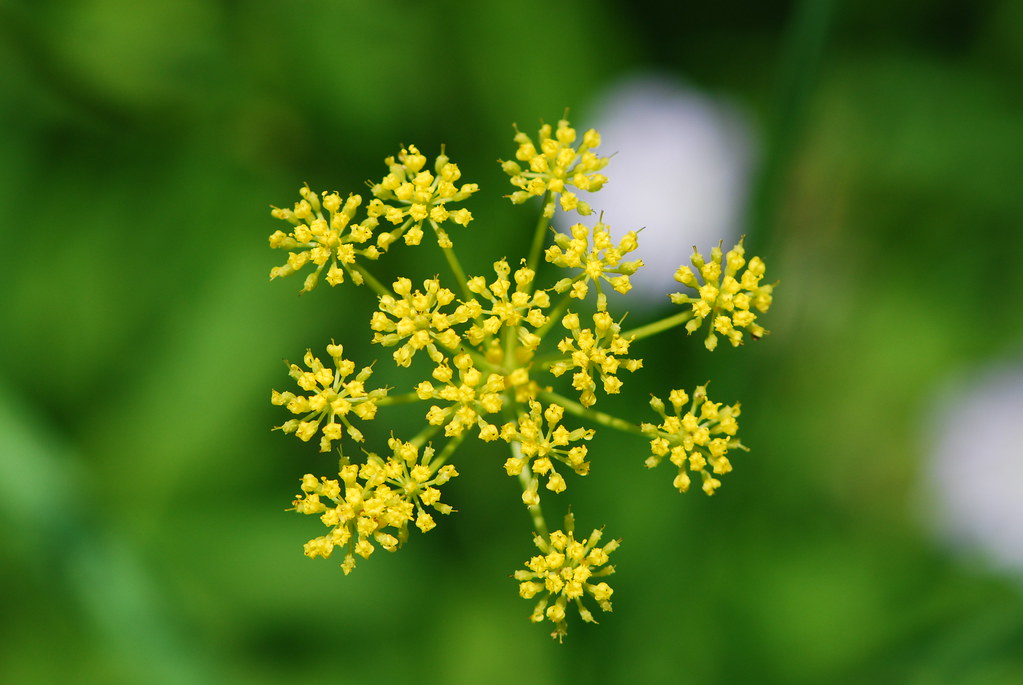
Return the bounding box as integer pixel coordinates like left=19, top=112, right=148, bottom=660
left=269, top=187, right=380, bottom=292
left=370, top=277, right=472, bottom=367
left=670, top=238, right=774, bottom=351
left=271, top=344, right=386, bottom=452
left=465, top=260, right=550, bottom=350
left=417, top=353, right=505, bottom=441
left=546, top=221, right=643, bottom=298
left=501, top=119, right=609, bottom=218
left=549, top=308, right=643, bottom=408
left=369, top=145, right=478, bottom=249
left=514, top=514, right=618, bottom=642
left=641, top=386, right=744, bottom=495
left=269, top=147, right=477, bottom=293
left=266, top=117, right=776, bottom=640
left=293, top=438, right=457, bottom=575
left=501, top=400, right=594, bottom=498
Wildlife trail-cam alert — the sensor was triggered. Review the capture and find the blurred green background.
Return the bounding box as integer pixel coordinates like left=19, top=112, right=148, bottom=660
left=2, top=0, right=1023, bottom=683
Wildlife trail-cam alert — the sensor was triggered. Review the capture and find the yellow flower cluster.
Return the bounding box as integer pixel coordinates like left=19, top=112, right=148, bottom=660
left=501, top=119, right=609, bottom=217
left=269, top=186, right=380, bottom=292
left=670, top=238, right=774, bottom=350
left=514, top=518, right=618, bottom=642
left=272, top=344, right=386, bottom=452
left=416, top=353, right=505, bottom=441
left=268, top=116, right=779, bottom=640
left=501, top=401, right=594, bottom=499
left=546, top=221, right=644, bottom=298
left=465, top=260, right=550, bottom=351
left=370, top=277, right=475, bottom=367
left=549, top=309, right=643, bottom=407
left=293, top=438, right=457, bottom=574
left=269, top=146, right=478, bottom=293
left=641, top=386, right=744, bottom=495
left=368, top=145, right=478, bottom=249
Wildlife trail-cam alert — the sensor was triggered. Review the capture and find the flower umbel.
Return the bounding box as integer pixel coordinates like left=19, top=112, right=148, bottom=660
left=293, top=438, right=457, bottom=575
left=369, top=145, right=478, bottom=249
left=416, top=353, right=505, bottom=441
left=269, top=186, right=381, bottom=292
left=546, top=220, right=644, bottom=298
left=549, top=308, right=643, bottom=408
left=514, top=514, right=618, bottom=642
left=501, top=119, right=609, bottom=218
left=464, top=259, right=551, bottom=350
left=501, top=400, right=594, bottom=496
left=370, top=277, right=473, bottom=367
left=271, top=344, right=386, bottom=452
left=670, top=238, right=774, bottom=351
left=641, top=386, right=745, bottom=495
left=266, top=116, right=777, bottom=640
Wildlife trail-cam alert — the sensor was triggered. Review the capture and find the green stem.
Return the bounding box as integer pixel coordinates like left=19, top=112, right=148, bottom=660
left=352, top=263, right=391, bottom=299
left=513, top=441, right=549, bottom=538
left=456, top=343, right=494, bottom=372
left=539, top=389, right=648, bottom=438
left=502, top=320, right=517, bottom=375
left=375, top=392, right=422, bottom=407
left=526, top=191, right=552, bottom=275
left=532, top=351, right=567, bottom=369
left=409, top=421, right=444, bottom=449
left=620, top=310, right=694, bottom=342
left=430, top=431, right=466, bottom=469
left=441, top=244, right=472, bottom=301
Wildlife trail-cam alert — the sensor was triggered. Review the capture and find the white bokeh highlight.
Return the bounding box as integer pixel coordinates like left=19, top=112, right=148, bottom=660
left=557, top=74, right=756, bottom=305
left=922, top=360, right=1023, bottom=578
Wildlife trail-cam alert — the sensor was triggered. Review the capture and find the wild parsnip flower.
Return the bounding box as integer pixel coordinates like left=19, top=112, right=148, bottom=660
left=546, top=220, right=644, bottom=298
left=501, top=119, right=609, bottom=218
left=370, top=277, right=475, bottom=367
left=549, top=309, right=643, bottom=407
left=464, top=259, right=551, bottom=350
left=514, top=515, right=618, bottom=642
left=501, top=401, right=593, bottom=496
left=369, top=145, right=478, bottom=249
left=641, top=386, right=744, bottom=495
left=272, top=344, right=386, bottom=452
left=293, top=438, right=457, bottom=574
left=268, top=115, right=779, bottom=641
left=269, top=186, right=381, bottom=292
left=416, top=353, right=506, bottom=441
left=670, top=238, right=773, bottom=350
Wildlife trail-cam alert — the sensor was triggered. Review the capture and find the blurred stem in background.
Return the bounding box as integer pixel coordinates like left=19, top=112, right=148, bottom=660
left=0, top=382, right=215, bottom=685
left=748, top=0, right=837, bottom=250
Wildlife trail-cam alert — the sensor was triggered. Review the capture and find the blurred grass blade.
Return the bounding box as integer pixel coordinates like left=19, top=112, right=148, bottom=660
left=0, top=384, right=215, bottom=685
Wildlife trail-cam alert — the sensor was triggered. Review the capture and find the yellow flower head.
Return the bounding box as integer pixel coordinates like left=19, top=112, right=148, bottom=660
left=641, top=385, right=745, bottom=495
left=546, top=220, right=643, bottom=298
left=500, top=400, right=594, bottom=496
left=501, top=119, right=609, bottom=218
left=370, top=277, right=476, bottom=367
left=271, top=343, right=386, bottom=452
left=549, top=308, right=643, bottom=407
left=368, top=145, right=478, bottom=249
left=292, top=438, right=458, bottom=574
left=269, top=186, right=382, bottom=292
left=465, top=259, right=551, bottom=350
left=513, top=513, right=618, bottom=641
left=416, top=353, right=506, bottom=441
left=670, top=238, right=774, bottom=350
